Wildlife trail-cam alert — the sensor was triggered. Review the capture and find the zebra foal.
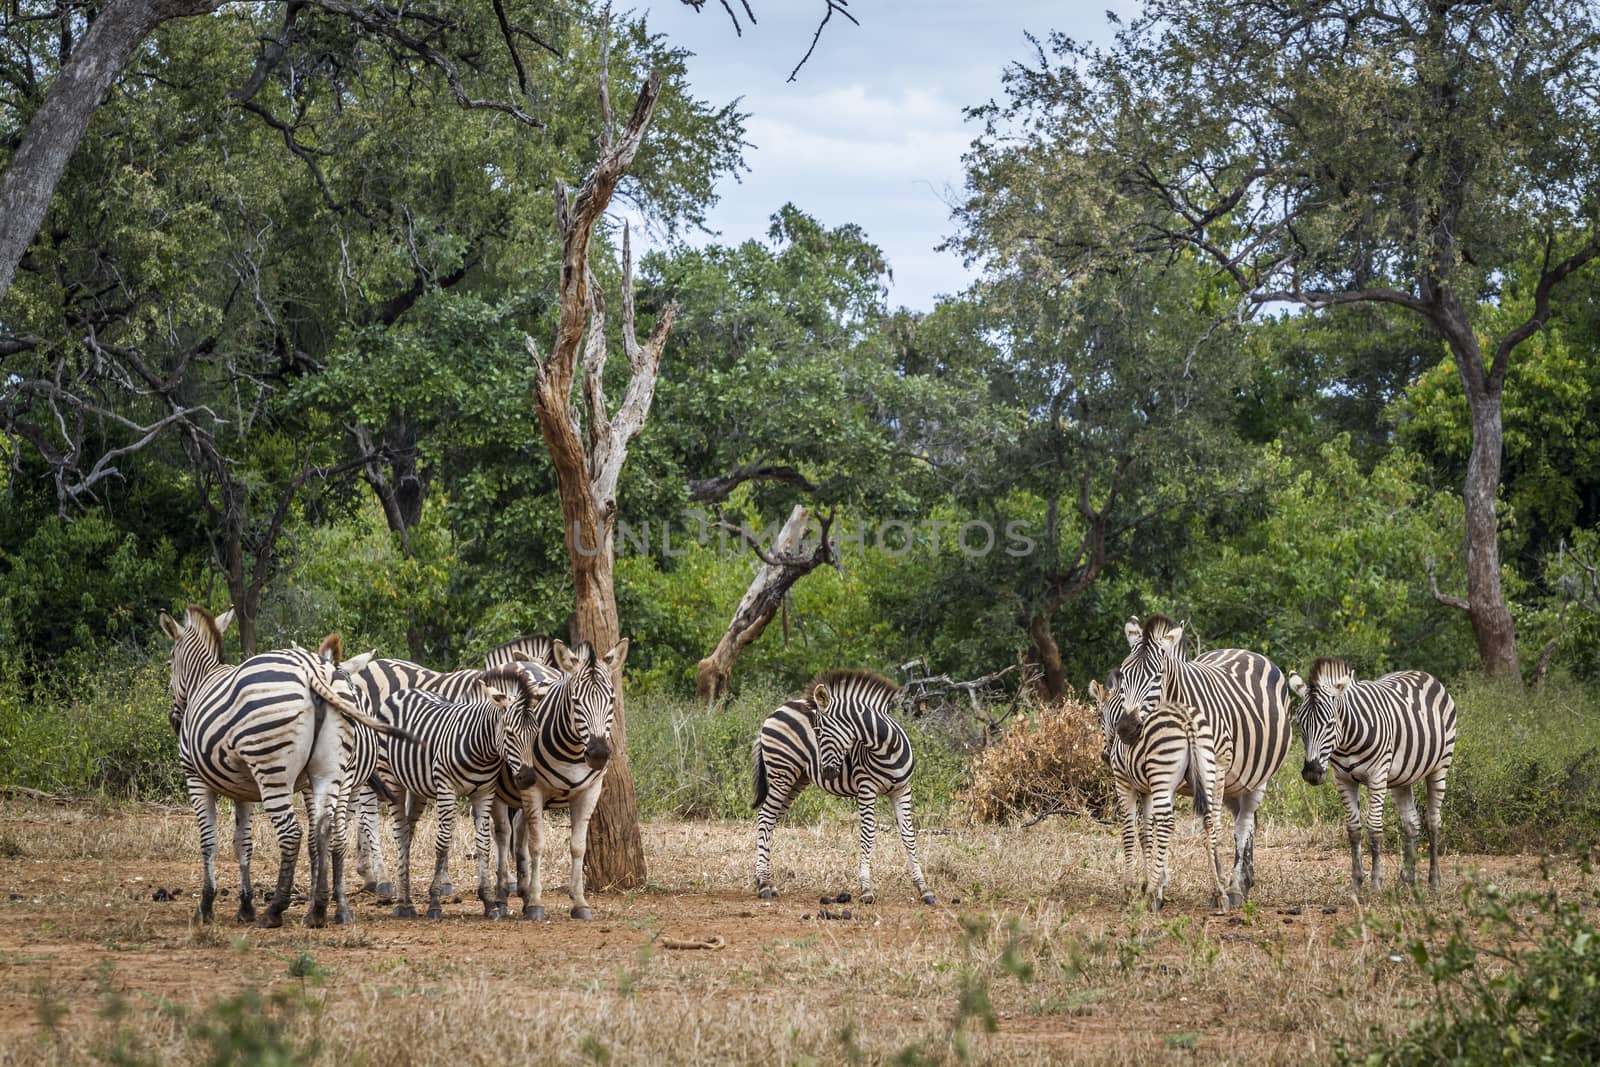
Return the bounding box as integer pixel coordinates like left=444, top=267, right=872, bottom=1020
left=159, top=606, right=406, bottom=927
left=752, top=671, right=936, bottom=906
left=1114, top=614, right=1291, bottom=905
left=1288, top=658, right=1457, bottom=892
left=1091, top=675, right=1227, bottom=912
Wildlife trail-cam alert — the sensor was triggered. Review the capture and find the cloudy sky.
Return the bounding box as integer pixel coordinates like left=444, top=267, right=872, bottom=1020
left=636, top=2, right=1128, bottom=312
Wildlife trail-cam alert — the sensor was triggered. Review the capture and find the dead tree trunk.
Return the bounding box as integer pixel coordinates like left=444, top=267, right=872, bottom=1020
left=696, top=506, right=834, bottom=703
left=525, top=44, right=675, bottom=891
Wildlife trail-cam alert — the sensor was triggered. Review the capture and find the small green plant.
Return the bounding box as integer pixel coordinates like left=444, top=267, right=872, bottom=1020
left=286, top=949, right=329, bottom=985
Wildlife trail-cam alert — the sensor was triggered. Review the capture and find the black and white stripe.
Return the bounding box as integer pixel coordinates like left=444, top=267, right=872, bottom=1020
left=159, top=606, right=406, bottom=928
left=372, top=663, right=537, bottom=919
left=1289, top=658, right=1457, bottom=891
left=1114, top=614, right=1292, bottom=905
left=491, top=639, right=627, bottom=921
left=1091, top=674, right=1226, bottom=911
left=484, top=635, right=557, bottom=672
left=752, top=670, right=936, bottom=905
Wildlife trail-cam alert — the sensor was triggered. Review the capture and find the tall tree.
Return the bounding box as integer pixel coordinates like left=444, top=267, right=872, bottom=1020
left=960, top=0, right=1600, bottom=681
left=525, top=40, right=675, bottom=889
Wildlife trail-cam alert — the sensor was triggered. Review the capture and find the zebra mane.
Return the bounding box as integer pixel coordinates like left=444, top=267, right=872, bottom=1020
left=804, top=669, right=900, bottom=706
left=1308, top=657, right=1356, bottom=688
left=494, top=634, right=558, bottom=668
left=1140, top=613, right=1181, bottom=640
left=482, top=663, right=542, bottom=707
left=183, top=604, right=226, bottom=651
left=317, top=632, right=343, bottom=663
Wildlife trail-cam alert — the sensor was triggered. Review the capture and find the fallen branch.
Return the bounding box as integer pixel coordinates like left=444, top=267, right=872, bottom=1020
left=659, top=934, right=727, bottom=950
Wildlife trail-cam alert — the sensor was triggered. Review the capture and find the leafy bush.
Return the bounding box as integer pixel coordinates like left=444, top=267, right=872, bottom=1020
left=1346, top=872, right=1600, bottom=1065
left=961, top=693, right=1111, bottom=823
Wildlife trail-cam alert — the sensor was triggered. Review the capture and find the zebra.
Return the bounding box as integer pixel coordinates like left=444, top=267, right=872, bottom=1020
left=1288, top=658, right=1457, bottom=892
left=1113, top=614, right=1292, bottom=906
left=1090, top=673, right=1227, bottom=912
left=484, top=634, right=557, bottom=672
left=346, top=658, right=517, bottom=899
left=752, top=670, right=937, bottom=906
left=158, top=605, right=409, bottom=928
left=488, top=639, right=627, bottom=921
left=372, top=663, right=539, bottom=919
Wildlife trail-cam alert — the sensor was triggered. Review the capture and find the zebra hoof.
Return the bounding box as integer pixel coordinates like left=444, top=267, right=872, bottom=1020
left=257, top=912, right=284, bottom=930
left=858, top=891, right=875, bottom=905
left=394, top=905, right=418, bottom=919
left=303, top=912, right=327, bottom=930
left=426, top=906, right=444, bottom=920
left=334, top=907, right=355, bottom=926
left=920, top=893, right=938, bottom=906
left=523, top=906, right=546, bottom=921
left=236, top=905, right=255, bottom=924
left=1227, top=891, right=1246, bottom=908
left=757, top=887, right=778, bottom=900
left=195, top=908, right=214, bottom=925
left=375, top=882, right=396, bottom=902
left=362, top=880, right=379, bottom=894
left=571, top=906, right=594, bottom=921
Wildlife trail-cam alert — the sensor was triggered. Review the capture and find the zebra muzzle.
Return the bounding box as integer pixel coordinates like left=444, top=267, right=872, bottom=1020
left=513, top=766, right=540, bottom=790
left=1301, top=761, right=1324, bottom=785
left=1113, top=714, right=1142, bottom=745
left=584, top=738, right=612, bottom=769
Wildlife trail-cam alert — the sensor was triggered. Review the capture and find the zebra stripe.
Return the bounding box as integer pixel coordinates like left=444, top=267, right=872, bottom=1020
left=372, top=662, right=538, bottom=920
left=484, top=635, right=557, bottom=672
left=1289, top=658, right=1457, bottom=891
left=1091, top=676, right=1227, bottom=911
left=159, top=606, right=405, bottom=928
left=752, top=670, right=936, bottom=906
left=1115, top=614, right=1292, bottom=905
left=489, top=639, right=627, bottom=922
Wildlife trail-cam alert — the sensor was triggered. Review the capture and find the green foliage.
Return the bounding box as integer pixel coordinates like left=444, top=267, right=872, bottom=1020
left=1346, top=873, right=1600, bottom=1066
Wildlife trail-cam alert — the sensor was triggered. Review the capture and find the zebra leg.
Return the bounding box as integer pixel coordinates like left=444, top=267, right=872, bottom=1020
left=1226, top=787, right=1265, bottom=907
left=1365, top=770, right=1388, bottom=892
left=233, top=801, right=256, bottom=924
left=256, top=781, right=304, bottom=929
left=427, top=779, right=455, bottom=920
left=304, top=793, right=326, bottom=929
left=567, top=782, right=603, bottom=920
left=521, top=790, right=548, bottom=920
left=1115, top=781, right=1140, bottom=891
left=755, top=783, right=800, bottom=900
left=1137, top=793, right=1154, bottom=897
left=472, top=795, right=502, bottom=919
left=491, top=801, right=514, bottom=916
left=855, top=792, right=877, bottom=903
left=1203, top=778, right=1228, bottom=913
left=890, top=785, right=937, bottom=905
left=1391, top=785, right=1422, bottom=888
left=1148, top=791, right=1174, bottom=912
left=304, top=782, right=342, bottom=929
left=392, top=792, right=420, bottom=919
left=1335, top=774, right=1365, bottom=893
left=1424, top=767, right=1448, bottom=891
left=187, top=779, right=220, bottom=924
left=357, top=785, right=394, bottom=899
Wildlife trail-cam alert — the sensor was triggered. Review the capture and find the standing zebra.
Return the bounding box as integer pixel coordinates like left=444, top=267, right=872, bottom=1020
left=1114, top=615, right=1292, bottom=906
left=373, top=663, right=538, bottom=919
left=159, top=606, right=408, bottom=927
left=1090, top=675, right=1227, bottom=911
left=1288, top=658, right=1457, bottom=892
left=752, top=670, right=936, bottom=906
left=490, top=640, right=627, bottom=921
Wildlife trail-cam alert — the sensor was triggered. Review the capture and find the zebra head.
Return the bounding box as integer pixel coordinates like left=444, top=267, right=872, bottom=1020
left=1114, top=614, right=1185, bottom=744
left=552, top=638, right=629, bottom=770
left=807, top=682, right=851, bottom=783
left=482, top=664, right=546, bottom=785
left=1088, top=670, right=1122, bottom=766
left=158, top=605, right=234, bottom=731
left=1289, top=658, right=1353, bottom=785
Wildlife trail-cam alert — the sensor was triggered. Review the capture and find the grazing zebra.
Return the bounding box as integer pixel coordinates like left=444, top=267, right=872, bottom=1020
left=373, top=663, right=539, bottom=919
left=1288, top=658, right=1457, bottom=892
left=489, top=640, right=628, bottom=921
left=752, top=671, right=937, bottom=906
left=158, top=606, right=409, bottom=928
left=1114, top=615, right=1291, bottom=905
left=346, top=658, right=515, bottom=898
left=1090, top=675, right=1227, bottom=911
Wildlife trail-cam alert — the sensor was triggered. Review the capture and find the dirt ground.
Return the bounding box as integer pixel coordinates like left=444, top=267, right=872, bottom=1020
left=0, top=797, right=1579, bottom=1065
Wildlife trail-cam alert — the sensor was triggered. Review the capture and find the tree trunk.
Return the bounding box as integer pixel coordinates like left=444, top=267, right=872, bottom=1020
left=696, top=505, right=823, bottom=703
left=0, top=0, right=222, bottom=304
left=1459, top=380, right=1520, bottom=681
left=1027, top=614, right=1065, bottom=701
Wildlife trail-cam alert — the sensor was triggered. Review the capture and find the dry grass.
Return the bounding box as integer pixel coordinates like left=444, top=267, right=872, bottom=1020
left=0, top=797, right=1581, bottom=1065
left=962, top=693, right=1112, bottom=822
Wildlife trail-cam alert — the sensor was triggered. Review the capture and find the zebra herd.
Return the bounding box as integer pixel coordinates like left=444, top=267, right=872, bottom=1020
left=156, top=603, right=1458, bottom=928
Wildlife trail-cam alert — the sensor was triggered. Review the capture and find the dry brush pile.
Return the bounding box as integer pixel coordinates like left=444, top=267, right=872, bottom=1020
left=961, top=691, right=1113, bottom=823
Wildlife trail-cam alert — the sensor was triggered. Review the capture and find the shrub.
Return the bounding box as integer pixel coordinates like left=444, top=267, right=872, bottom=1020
left=961, top=693, right=1111, bottom=823
left=1345, top=872, right=1600, bottom=1065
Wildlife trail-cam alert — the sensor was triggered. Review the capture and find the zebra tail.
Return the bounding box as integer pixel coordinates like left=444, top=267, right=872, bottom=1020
left=1182, top=715, right=1210, bottom=818
left=307, top=669, right=420, bottom=744
left=752, top=742, right=769, bottom=812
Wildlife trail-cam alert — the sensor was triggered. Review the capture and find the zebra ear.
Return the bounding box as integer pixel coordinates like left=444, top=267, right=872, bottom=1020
left=1288, top=671, right=1307, bottom=700
left=601, top=638, right=629, bottom=673
left=1123, top=616, right=1142, bottom=648
left=511, top=650, right=533, bottom=663
left=1158, top=624, right=1184, bottom=653
left=811, top=683, right=833, bottom=712
left=213, top=608, right=236, bottom=636
left=159, top=612, right=184, bottom=642
left=551, top=639, right=581, bottom=674
left=344, top=650, right=377, bottom=673
left=1329, top=676, right=1352, bottom=694
left=1088, top=680, right=1106, bottom=702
